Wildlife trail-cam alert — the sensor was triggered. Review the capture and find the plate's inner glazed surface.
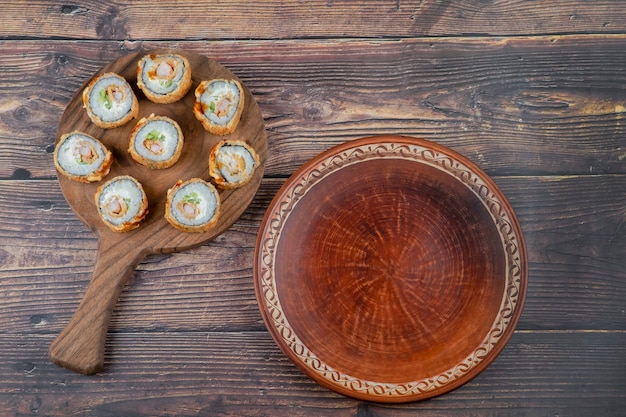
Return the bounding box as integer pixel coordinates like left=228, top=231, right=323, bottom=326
left=255, top=137, right=526, bottom=402
left=276, top=158, right=506, bottom=382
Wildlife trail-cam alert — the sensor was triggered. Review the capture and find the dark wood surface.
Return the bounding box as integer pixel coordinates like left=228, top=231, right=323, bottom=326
left=1, top=1, right=624, bottom=416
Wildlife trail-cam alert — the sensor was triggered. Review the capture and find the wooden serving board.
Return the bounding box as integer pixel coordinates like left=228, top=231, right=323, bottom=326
left=49, top=49, right=267, bottom=374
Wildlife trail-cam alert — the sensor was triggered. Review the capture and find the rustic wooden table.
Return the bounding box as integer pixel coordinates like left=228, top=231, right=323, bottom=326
left=1, top=1, right=625, bottom=416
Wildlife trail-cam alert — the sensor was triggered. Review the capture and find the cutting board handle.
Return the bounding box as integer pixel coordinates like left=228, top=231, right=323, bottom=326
left=49, top=240, right=147, bottom=375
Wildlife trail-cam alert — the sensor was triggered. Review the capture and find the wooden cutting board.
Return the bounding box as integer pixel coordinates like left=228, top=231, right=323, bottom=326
left=49, top=49, right=267, bottom=374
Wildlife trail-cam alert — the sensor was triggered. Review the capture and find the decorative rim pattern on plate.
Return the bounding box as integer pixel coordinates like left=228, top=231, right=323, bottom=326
left=255, top=136, right=527, bottom=402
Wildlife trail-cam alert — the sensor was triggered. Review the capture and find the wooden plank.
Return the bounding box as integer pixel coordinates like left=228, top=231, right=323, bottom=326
left=1, top=1, right=626, bottom=40
left=1, top=175, right=624, bottom=335
left=501, top=175, right=626, bottom=331
left=1, top=37, right=626, bottom=180
left=0, top=331, right=624, bottom=416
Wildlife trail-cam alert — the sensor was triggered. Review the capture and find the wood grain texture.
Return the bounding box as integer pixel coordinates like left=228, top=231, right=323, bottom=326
left=1, top=175, right=624, bottom=337
left=1, top=0, right=625, bottom=40
left=1, top=37, right=626, bottom=181
left=1, top=332, right=625, bottom=416
left=1, top=0, right=625, bottom=413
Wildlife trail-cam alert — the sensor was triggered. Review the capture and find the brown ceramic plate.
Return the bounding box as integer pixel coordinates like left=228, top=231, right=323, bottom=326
left=254, top=135, right=527, bottom=402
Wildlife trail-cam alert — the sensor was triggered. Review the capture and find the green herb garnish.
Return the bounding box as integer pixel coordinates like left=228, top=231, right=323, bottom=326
left=99, top=89, right=112, bottom=110
left=146, top=129, right=165, bottom=142
left=159, top=79, right=173, bottom=88
left=183, top=191, right=201, bottom=205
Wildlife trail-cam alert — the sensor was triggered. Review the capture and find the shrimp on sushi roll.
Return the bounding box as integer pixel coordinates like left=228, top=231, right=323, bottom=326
left=165, top=178, right=220, bottom=233
left=95, top=175, right=149, bottom=232
left=54, top=131, right=113, bottom=183
left=193, top=79, right=245, bottom=136
left=128, top=114, right=184, bottom=169
left=208, top=139, right=259, bottom=189
left=82, top=72, right=139, bottom=129
left=136, top=53, right=192, bottom=104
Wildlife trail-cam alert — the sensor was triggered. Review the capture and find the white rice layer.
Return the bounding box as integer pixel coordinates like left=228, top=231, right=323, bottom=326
left=56, top=133, right=107, bottom=176
left=140, top=55, right=186, bottom=95
left=97, top=177, right=146, bottom=226
left=216, top=144, right=256, bottom=183
left=133, top=119, right=181, bottom=162
left=198, top=80, right=241, bottom=126
left=88, top=75, right=134, bottom=122
left=169, top=181, right=218, bottom=227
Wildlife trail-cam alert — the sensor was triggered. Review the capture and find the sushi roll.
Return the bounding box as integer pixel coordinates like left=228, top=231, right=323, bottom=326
left=95, top=175, right=149, bottom=232
left=193, top=79, right=245, bottom=136
left=165, top=178, right=220, bottom=233
left=208, top=139, right=259, bottom=189
left=136, top=53, right=192, bottom=104
left=128, top=114, right=184, bottom=169
left=82, top=72, right=139, bottom=129
left=54, top=131, right=113, bottom=183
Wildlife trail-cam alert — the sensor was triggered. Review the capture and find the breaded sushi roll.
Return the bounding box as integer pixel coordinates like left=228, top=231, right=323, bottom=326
left=128, top=114, right=184, bottom=169
left=193, top=79, right=245, bottom=136
left=136, top=53, right=192, bottom=104
left=54, top=131, right=113, bottom=183
left=165, top=178, right=220, bottom=233
left=82, top=72, right=139, bottom=129
left=208, top=139, right=259, bottom=189
left=95, top=175, right=149, bottom=232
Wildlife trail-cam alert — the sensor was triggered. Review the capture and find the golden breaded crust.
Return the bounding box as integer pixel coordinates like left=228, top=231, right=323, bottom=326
left=136, top=54, right=192, bottom=104
left=193, top=79, right=245, bottom=136
left=127, top=114, right=184, bottom=169
left=53, top=131, right=113, bottom=183
left=82, top=72, right=139, bottom=129
left=164, top=179, right=221, bottom=233
left=208, top=139, right=259, bottom=189
left=94, top=175, right=149, bottom=233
